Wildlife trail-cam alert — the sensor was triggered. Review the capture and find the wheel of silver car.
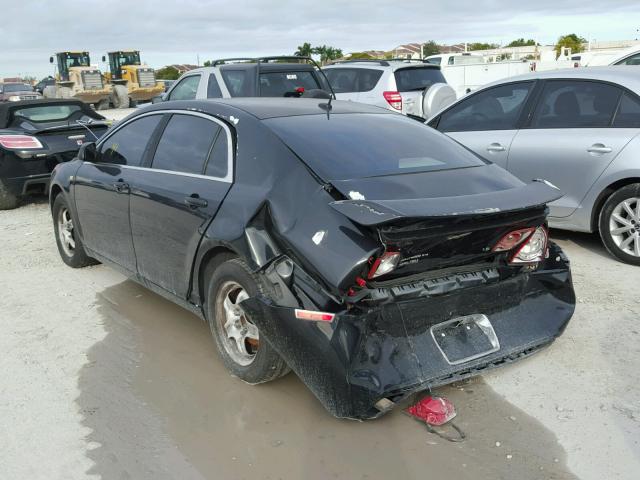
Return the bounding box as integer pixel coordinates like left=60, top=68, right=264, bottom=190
left=599, top=183, right=640, bottom=266
left=57, top=206, right=76, bottom=257
left=205, top=256, right=290, bottom=384
left=214, top=281, right=260, bottom=366
left=52, top=195, right=98, bottom=268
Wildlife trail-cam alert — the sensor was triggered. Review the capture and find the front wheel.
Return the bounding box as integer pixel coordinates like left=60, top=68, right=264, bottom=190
left=52, top=195, right=98, bottom=268
left=599, top=183, right=640, bottom=265
left=205, top=257, right=290, bottom=384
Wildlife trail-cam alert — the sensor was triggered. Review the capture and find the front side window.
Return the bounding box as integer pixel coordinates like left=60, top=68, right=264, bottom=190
left=530, top=80, right=621, bottom=129
left=207, top=74, right=223, bottom=98
left=437, top=82, right=534, bottom=132
left=615, top=53, right=640, bottom=65
left=168, top=75, right=200, bottom=101
left=258, top=71, right=320, bottom=97
left=324, top=68, right=383, bottom=93
left=152, top=114, right=220, bottom=174
left=99, top=115, right=162, bottom=166
left=394, top=67, right=446, bottom=92
left=613, top=92, right=640, bottom=128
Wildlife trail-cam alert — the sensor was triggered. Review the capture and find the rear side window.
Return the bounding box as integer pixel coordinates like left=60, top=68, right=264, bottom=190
left=221, top=70, right=250, bottom=96
left=207, top=74, right=223, bottom=98
left=264, top=113, right=485, bottom=181
left=394, top=67, right=445, bottom=92
left=204, top=131, right=228, bottom=178
left=531, top=80, right=622, bottom=128
left=324, top=68, right=383, bottom=93
left=258, top=71, right=320, bottom=97
left=152, top=114, right=219, bottom=174
left=613, top=93, right=640, bottom=127
left=168, top=75, right=200, bottom=101
left=437, top=82, right=534, bottom=132
left=615, top=53, right=640, bottom=65
left=100, top=115, right=162, bottom=166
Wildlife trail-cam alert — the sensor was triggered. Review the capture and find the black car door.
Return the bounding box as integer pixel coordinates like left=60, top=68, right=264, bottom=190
left=129, top=112, right=233, bottom=297
left=74, top=114, right=164, bottom=273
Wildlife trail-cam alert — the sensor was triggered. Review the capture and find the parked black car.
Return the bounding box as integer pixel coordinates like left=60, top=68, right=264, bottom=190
left=49, top=98, right=575, bottom=419
left=0, top=99, right=109, bottom=209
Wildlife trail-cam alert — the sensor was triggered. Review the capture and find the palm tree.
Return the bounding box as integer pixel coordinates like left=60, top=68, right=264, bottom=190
left=294, top=43, right=313, bottom=57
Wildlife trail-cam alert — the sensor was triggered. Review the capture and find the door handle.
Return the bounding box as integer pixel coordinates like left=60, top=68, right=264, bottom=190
left=587, top=144, right=612, bottom=154
left=113, top=181, right=130, bottom=193
left=486, top=143, right=506, bottom=152
left=184, top=195, right=208, bottom=209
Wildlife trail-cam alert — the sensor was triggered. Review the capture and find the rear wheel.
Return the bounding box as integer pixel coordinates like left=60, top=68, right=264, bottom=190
left=112, top=85, right=129, bottom=109
left=52, top=195, right=98, bottom=268
left=205, top=257, right=289, bottom=384
left=0, top=180, right=19, bottom=210
left=599, top=183, right=640, bottom=265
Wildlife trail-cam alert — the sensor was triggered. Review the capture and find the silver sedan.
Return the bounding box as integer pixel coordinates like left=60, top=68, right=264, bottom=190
left=428, top=66, right=640, bottom=265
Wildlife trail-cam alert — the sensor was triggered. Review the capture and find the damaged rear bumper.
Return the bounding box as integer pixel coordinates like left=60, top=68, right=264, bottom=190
left=242, top=243, right=575, bottom=419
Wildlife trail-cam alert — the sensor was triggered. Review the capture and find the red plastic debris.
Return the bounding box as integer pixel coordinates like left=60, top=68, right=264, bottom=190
left=405, top=396, right=456, bottom=426
left=355, top=276, right=367, bottom=287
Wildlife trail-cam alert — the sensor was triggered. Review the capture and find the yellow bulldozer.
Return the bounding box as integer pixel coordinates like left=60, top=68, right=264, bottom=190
left=102, top=50, right=164, bottom=108
left=44, top=52, right=112, bottom=110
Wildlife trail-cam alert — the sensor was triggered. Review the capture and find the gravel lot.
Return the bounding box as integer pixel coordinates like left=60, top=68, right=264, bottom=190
left=0, top=113, right=638, bottom=479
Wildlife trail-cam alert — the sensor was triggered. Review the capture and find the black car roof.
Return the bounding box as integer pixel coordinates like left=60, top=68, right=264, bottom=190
left=203, top=98, right=393, bottom=119
left=0, top=98, right=104, bottom=129
left=218, top=63, right=317, bottom=73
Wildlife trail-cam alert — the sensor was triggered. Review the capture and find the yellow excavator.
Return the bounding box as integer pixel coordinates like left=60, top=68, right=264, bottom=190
left=44, top=52, right=112, bottom=109
left=102, top=50, right=164, bottom=108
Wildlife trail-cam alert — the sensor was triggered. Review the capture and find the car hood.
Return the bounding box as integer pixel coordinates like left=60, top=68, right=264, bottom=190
left=329, top=164, right=562, bottom=226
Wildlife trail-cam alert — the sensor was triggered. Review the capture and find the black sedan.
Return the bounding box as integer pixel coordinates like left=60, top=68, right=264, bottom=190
left=49, top=98, right=575, bottom=419
left=0, top=99, right=109, bottom=209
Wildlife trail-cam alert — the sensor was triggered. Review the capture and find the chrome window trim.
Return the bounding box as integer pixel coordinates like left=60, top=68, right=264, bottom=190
left=95, top=109, right=234, bottom=183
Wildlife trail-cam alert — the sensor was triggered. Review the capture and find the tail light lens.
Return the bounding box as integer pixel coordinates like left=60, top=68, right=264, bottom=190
left=0, top=135, right=43, bottom=150
left=492, top=228, right=535, bottom=252
left=368, top=251, right=401, bottom=279
left=295, top=309, right=335, bottom=322
left=383, top=91, right=402, bottom=110
left=511, top=226, right=548, bottom=264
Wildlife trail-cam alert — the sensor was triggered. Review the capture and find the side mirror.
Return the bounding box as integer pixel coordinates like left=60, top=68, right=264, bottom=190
left=102, top=55, right=106, bottom=62
left=49, top=56, right=54, bottom=64
left=77, top=142, right=97, bottom=162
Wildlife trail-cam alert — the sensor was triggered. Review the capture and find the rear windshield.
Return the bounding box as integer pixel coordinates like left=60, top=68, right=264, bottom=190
left=4, top=84, right=32, bottom=92
left=13, top=105, right=82, bottom=122
left=324, top=68, right=383, bottom=93
left=394, top=67, right=445, bottom=92
left=264, top=113, right=485, bottom=180
left=259, top=71, right=321, bottom=97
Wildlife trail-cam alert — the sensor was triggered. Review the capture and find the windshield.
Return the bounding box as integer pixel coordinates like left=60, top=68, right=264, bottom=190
left=3, top=84, right=32, bottom=92
left=65, top=53, right=90, bottom=69
left=394, top=67, right=446, bottom=92
left=115, top=52, right=141, bottom=66
left=13, top=104, right=82, bottom=123
left=259, top=71, right=321, bottom=97
left=264, top=113, right=485, bottom=180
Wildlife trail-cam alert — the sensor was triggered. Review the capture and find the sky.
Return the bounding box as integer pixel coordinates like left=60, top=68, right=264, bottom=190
left=1, top=0, right=639, bottom=78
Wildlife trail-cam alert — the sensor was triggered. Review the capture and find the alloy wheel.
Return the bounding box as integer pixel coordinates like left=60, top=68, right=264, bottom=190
left=57, top=207, right=76, bottom=257
left=609, top=197, right=640, bottom=257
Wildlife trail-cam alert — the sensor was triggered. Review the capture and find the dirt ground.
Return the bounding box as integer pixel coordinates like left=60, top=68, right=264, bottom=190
left=1, top=176, right=638, bottom=478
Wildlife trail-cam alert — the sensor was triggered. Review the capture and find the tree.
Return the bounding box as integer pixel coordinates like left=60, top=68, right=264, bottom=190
left=506, top=38, right=537, bottom=47
left=555, top=33, right=587, bottom=58
left=294, top=42, right=314, bottom=57
left=312, top=45, right=343, bottom=65
left=203, top=60, right=213, bottom=67
left=422, top=40, right=440, bottom=57
left=156, top=66, right=180, bottom=80
left=468, top=42, right=499, bottom=51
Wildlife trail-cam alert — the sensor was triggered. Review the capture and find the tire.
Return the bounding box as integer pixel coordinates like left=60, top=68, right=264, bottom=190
left=0, top=180, right=20, bottom=210
left=598, top=183, right=640, bottom=265
left=111, top=85, right=129, bottom=109
left=52, top=195, right=98, bottom=268
left=129, top=98, right=138, bottom=108
left=205, top=256, right=290, bottom=384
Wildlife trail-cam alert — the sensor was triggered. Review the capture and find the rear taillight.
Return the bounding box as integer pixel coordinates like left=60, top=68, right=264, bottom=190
left=492, top=228, right=535, bottom=252
left=368, top=251, right=401, bottom=279
left=0, top=135, right=43, bottom=150
left=295, top=309, right=335, bottom=322
left=383, top=91, right=402, bottom=110
left=510, top=226, right=548, bottom=264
